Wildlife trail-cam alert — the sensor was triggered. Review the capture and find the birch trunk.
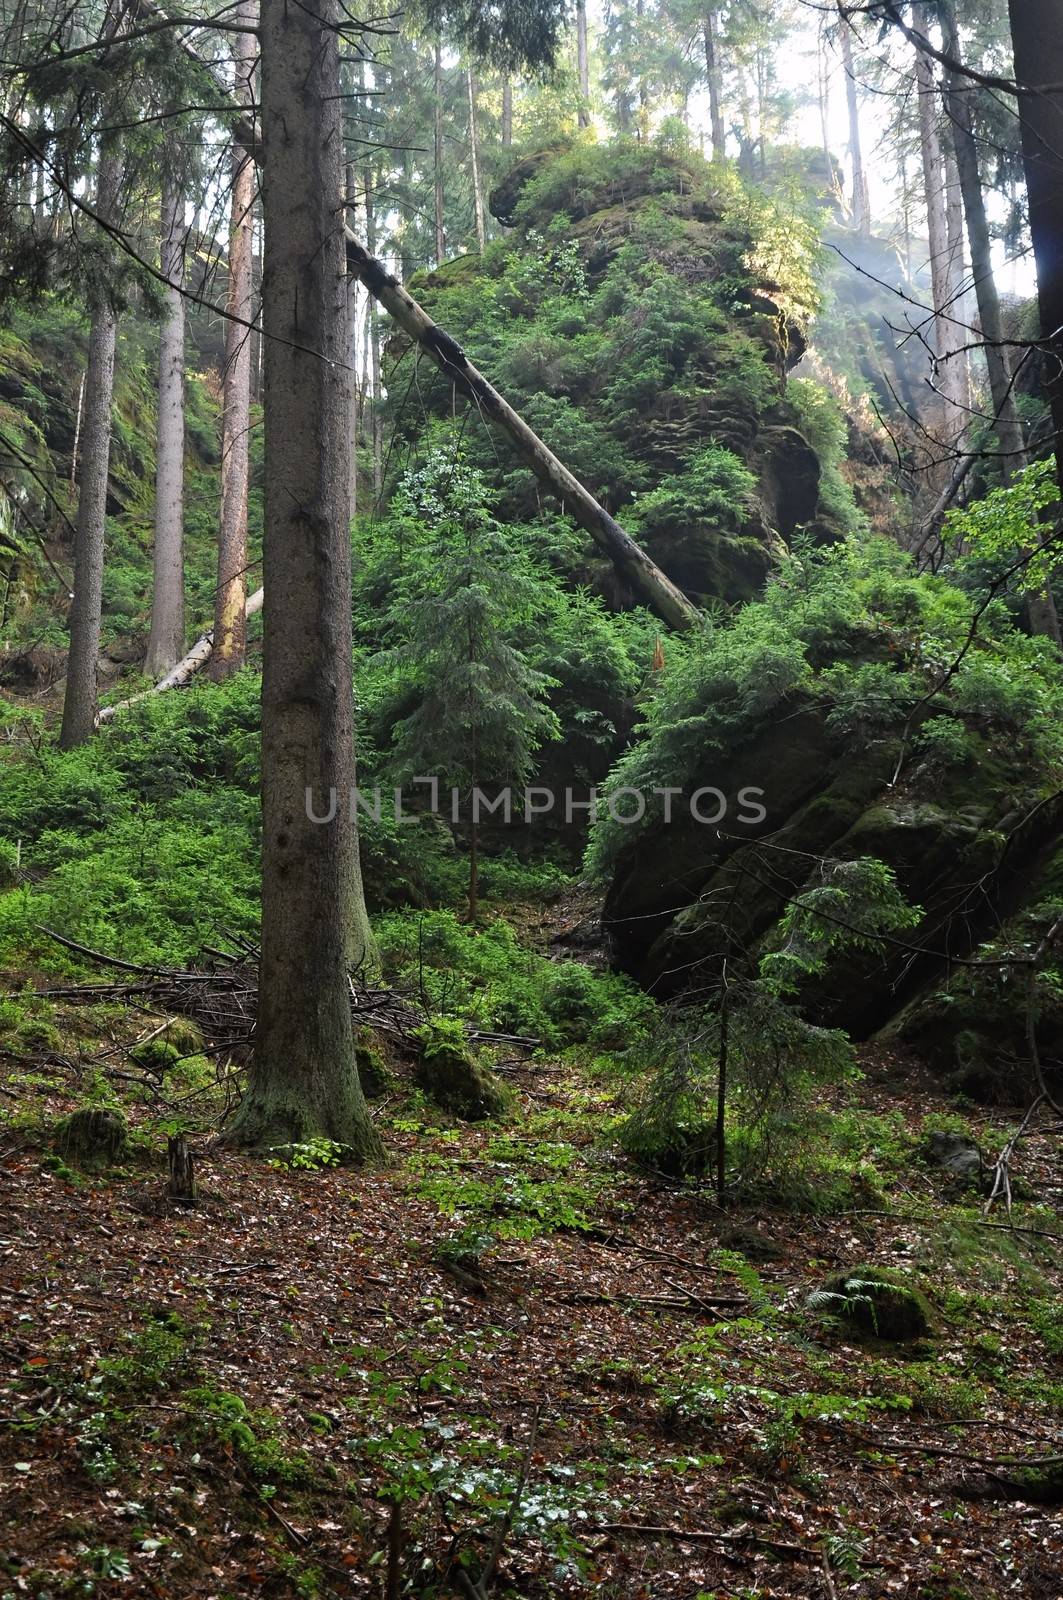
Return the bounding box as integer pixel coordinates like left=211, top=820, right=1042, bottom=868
left=144, top=170, right=186, bottom=678
left=60, top=144, right=123, bottom=750
left=226, top=0, right=381, bottom=1157
left=210, top=0, right=256, bottom=680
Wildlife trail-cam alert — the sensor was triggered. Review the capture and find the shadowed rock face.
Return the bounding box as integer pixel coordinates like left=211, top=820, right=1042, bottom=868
left=602, top=681, right=1062, bottom=1097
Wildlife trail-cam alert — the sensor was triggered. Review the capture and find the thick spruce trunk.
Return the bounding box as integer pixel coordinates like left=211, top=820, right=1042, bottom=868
left=60, top=144, right=123, bottom=750
left=225, top=0, right=381, bottom=1158
left=144, top=170, right=186, bottom=678
left=210, top=0, right=256, bottom=681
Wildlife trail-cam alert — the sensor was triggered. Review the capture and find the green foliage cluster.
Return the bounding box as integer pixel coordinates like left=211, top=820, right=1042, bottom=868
left=586, top=535, right=1063, bottom=875
left=376, top=909, right=653, bottom=1048
left=405, top=140, right=832, bottom=573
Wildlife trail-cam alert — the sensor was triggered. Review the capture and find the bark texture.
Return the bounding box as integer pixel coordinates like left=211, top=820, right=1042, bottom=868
left=210, top=0, right=256, bottom=681
left=226, top=0, right=381, bottom=1158
left=144, top=170, right=186, bottom=678
left=60, top=144, right=123, bottom=750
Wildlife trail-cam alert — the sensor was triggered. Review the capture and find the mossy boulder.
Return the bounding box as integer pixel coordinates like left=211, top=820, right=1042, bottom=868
left=130, top=1038, right=181, bottom=1076
left=355, top=1030, right=394, bottom=1100
left=412, top=1021, right=512, bottom=1121
left=54, top=1107, right=128, bottom=1170
left=807, top=1265, right=932, bottom=1341
left=163, top=1018, right=205, bottom=1057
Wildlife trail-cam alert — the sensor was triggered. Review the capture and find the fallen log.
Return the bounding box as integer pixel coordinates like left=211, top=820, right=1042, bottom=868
left=98, top=587, right=263, bottom=722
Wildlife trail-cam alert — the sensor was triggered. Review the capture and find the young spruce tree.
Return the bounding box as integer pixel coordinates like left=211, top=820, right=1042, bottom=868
left=386, top=454, right=560, bottom=919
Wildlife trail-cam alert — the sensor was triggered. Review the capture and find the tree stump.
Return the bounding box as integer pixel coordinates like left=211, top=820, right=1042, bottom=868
left=167, top=1134, right=196, bottom=1202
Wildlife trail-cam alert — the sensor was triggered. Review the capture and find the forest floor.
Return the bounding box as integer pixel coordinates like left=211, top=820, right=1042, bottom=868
left=1, top=963, right=1062, bottom=1600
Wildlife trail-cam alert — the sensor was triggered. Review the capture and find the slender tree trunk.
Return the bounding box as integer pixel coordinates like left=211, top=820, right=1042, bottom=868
left=466, top=65, right=486, bottom=252
left=346, top=161, right=360, bottom=519
left=501, top=73, right=513, bottom=144
left=943, top=139, right=971, bottom=415
left=576, top=0, right=590, bottom=129
left=363, top=163, right=382, bottom=502
left=914, top=4, right=953, bottom=451
left=468, top=821, right=479, bottom=922
left=144, top=170, right=186, bottom=678
left=703, top=7, right=726, bottom=161
left=226, top=0, right=381, bottom=1157
left=60, top=144, right=123, bottom=750
left=210, top=0, right=256, bottom=681
left=433, top=40, right=446, bottom=265
left=838, top=15, right=869, bottom=235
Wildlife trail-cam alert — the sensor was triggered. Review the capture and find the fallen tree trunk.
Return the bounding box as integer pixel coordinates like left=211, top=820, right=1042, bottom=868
left=132, top=0, right=702, bottom=635
left=98, top=587, right=263, bottom=722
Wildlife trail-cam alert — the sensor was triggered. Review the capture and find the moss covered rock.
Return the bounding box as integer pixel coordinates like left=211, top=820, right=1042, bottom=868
left=54, top=1107, right=128, bottom=1170
left=412, top=1021, right=511, bottom=1121
left=807, top=1265, right=932, bottom=1341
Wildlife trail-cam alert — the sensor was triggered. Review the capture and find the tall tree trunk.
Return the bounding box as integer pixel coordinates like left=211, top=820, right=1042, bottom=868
left=210, top=0, right=256, bottom=681
left=346, top=162, right=360, bottom=519
left=144, top=169, right=186, bottom=678
left=433, top=40, right=446, bottom=265
left=838, top=15, right=869, bottom=235
left=226, top=0, right=381, bottom=1157
left=576, top=0, right=590, bottom=129
left=943, top=139, right=970, bottom=416
left=703, top=7, right=725, bottom=161
left=913, top=2, right=955, bottom=450
left=501, top=73, right=513, bottom=144
left=466, top=65, right=486, bottom=252
left=1007, top=0, right=1063, bottom=644
left=60, top=144, right=123, bottom=750
left=363, top=164, right=383, bottom=502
